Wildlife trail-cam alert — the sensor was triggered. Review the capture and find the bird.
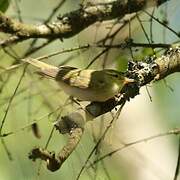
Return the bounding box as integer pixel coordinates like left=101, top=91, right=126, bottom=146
left=23, top=58, right=134, bottom=102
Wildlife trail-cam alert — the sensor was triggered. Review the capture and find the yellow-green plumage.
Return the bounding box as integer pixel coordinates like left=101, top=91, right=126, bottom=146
left=23, top=59, right=134, bottom=102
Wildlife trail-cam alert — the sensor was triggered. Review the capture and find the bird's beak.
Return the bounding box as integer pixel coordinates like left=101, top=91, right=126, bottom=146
left=124, top=77, right=135, bottom=84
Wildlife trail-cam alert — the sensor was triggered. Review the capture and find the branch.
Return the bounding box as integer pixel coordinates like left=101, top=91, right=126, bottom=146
left=27, top=46, right=180, bottom=172
left=29, top=112, right=85, bottom=172
left=0, top=0, right=168, bottom=46
left=86, top=46, right=180, bottom=117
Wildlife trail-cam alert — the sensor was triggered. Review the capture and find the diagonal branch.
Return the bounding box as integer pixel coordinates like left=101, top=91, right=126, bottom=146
left=0, top=0, right=168, bottom=46
left=86, top=46, right=180, bottom=117
left=24, top=46, right=180, bottom=172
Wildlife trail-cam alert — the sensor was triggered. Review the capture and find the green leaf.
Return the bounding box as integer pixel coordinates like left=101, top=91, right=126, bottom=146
left=0, top=0, right=10, bottom=13
left=115, top=55, right=128, bottom=72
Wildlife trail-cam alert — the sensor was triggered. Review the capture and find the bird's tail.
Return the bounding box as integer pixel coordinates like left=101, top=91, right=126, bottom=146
left=23, top=58, right=59, bottom=78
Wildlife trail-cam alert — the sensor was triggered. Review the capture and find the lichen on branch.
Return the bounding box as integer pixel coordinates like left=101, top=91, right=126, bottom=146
left=0, top=0, right=168, bottom=46
left=86, top=46, right=180, bottom=117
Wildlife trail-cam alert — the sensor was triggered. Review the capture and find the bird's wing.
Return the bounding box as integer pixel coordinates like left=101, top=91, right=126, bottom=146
left=57, top=69, right=94, bottom=89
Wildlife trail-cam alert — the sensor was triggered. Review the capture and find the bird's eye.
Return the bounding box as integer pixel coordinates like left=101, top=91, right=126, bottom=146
left=98, top=80, right=104, bottom=84
left=111, top=74, right=119, bottom=78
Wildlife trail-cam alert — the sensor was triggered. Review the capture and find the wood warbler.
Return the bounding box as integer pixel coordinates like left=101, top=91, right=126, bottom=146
left=23, top=59, right=134, bottom=102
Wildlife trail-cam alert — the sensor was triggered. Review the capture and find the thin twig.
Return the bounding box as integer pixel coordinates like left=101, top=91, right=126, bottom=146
left=88, top=128, right=180, bottom=168
left=0, top=65, right=27, bottom=134
left=76, top=100, right=126, bottom=180
left=0, top=65, right=27, bottom=160
left=86, top=48, right=109, bottom=69
left=144, top=10, right=180, bottom=38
